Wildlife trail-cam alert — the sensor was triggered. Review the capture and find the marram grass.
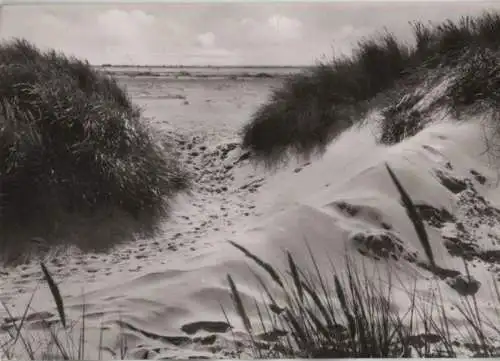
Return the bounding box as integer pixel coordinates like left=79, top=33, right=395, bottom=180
left=4, top=11, right=500, bottom=360
left=0, top=39, right=190, bottom=263
left=226, top=164, right=500, bottom=358
left=241, top=11, right=500, bottom=166
left=2, top=172, right=500, bottom=359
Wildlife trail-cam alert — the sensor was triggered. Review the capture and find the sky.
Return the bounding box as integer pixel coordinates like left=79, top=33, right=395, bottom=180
left=1, top=1, right=500, bottom=66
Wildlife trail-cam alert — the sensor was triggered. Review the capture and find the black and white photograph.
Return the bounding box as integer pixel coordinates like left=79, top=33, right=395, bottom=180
left=2, top=0, right=500, bottom=359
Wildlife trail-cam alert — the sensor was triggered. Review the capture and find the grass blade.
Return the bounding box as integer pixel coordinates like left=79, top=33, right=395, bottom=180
left=229, top=241, right=284, bottom=287
left=1, top=297, right=36, bottom=360
left=40, top=262, right=66, bottom=328
left=227, top=275, right=253, bottom=333
left=287, top=252, right=304, bottom=303
left=385, top=163, right=436, bottom=268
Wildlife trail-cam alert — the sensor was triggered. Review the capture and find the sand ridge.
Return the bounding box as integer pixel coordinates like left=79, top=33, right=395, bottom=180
left=2, top=77, right=500, bottom=358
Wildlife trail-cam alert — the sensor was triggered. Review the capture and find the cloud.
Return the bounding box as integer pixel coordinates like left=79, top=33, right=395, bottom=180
left=267, top=15, right=302, bottom=40
left=241, top=15, right=303, bottom=45
left=3, top=2, right=500, bottom=66
left=191, top=32, right=241, bottom=64
left=196, top=32, right=216, bottom=48
left=97, top=9, right=155, bottom=43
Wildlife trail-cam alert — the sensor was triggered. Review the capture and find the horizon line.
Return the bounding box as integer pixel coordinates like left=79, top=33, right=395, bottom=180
left=94, top=64, right=314, bottom=68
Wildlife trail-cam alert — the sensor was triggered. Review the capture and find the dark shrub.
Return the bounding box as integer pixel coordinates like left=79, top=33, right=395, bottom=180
left=0, top=39, right=189, bottom=263
left=241, top=11, right=500, bottom=165
left=241, top=32, right=411, bottom=165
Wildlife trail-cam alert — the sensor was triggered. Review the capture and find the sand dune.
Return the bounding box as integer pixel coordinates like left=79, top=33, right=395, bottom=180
left=2, top=74, right=500, bottom=358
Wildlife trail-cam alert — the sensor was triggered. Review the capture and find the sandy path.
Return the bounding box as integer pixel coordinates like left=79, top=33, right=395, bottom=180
left=0, top=78, right=280, bottom=359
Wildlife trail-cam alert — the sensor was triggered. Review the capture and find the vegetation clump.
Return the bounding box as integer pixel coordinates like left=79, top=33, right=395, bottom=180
left=0, top=39, right=189, bottom=263
left=241, top=11, right=500, bottom=165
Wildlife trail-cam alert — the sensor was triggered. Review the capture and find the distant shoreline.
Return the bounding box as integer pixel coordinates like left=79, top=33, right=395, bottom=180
left=95, top=64, right=312, bottom=69
left=97, top=65, right=309, bottom=79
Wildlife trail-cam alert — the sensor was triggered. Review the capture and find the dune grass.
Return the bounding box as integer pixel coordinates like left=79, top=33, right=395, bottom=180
left=241, top=11, right=500, bottom=166
left=0, top=39, right=189, bottom=263
left=226, top=164, right=500, bottom=358
left=446, top=47, right=500, bottom=116
left=0, top=262, right=119, bottom=360
left=5, top=12, right=500, bottom=359
left=3, top=169, right=500, bottom=359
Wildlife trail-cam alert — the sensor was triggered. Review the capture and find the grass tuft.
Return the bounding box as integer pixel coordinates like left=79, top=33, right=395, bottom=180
left=241, top=11, right=500, bottom=166
left=226, top=163, right=500, bottom=358
left=0, top=39, right=190, bottom=263
left=228, top=241, right=451, bottom=358
left=0, top=262, right=127, bottom=360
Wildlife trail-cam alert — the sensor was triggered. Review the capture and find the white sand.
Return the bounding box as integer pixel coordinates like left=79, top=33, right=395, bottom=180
left=2, top=75, right=500, bottom=359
